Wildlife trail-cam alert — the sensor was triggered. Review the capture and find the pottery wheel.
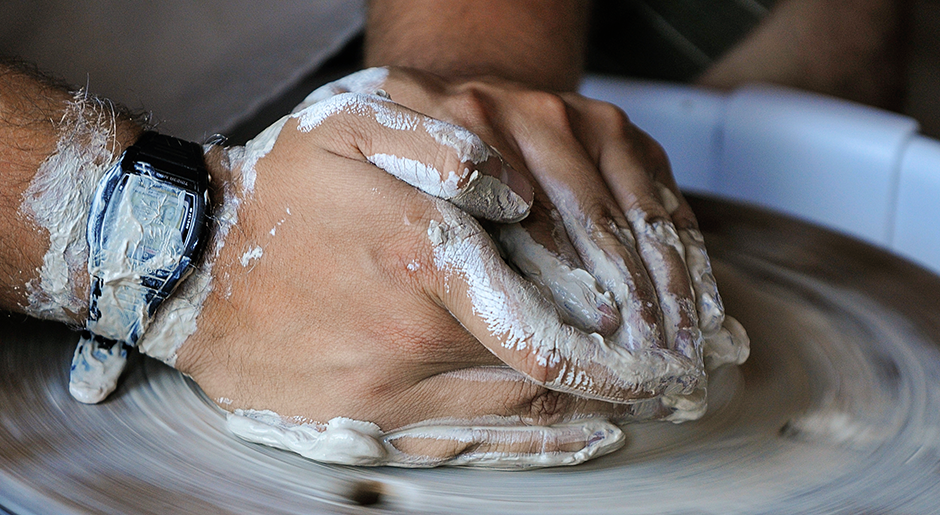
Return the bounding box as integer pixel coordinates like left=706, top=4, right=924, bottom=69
left=2, top=196, right=939, bottom=514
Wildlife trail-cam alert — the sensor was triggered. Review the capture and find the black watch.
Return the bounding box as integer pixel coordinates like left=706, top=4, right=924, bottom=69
left=85, top=131, right=210, bottom=345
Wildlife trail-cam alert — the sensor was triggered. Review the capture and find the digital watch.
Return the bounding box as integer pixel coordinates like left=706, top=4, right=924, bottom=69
left=69, top=131, right=210, bottom=404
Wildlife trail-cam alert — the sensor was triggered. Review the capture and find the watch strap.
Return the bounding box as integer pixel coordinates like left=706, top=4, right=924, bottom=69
left=127, top=131, right=210, bottom=192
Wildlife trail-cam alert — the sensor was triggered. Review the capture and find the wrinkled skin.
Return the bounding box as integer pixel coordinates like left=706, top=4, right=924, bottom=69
left=172, top=69, right=748, bottom=467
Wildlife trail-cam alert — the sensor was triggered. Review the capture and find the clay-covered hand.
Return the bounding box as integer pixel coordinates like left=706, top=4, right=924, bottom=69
left=298, top=68, right=750, bottom=421
left=139, top=88, right=707, bottom=468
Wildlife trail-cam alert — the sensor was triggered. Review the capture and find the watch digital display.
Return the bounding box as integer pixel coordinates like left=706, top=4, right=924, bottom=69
left=101, top=174, right=195, bottom=278
left=85, top=132, right=209, bottom=344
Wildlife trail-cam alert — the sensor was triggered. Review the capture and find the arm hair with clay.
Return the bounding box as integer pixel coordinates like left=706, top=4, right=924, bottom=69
left=365, top=0, right=592, bottom=92
left=0, top=58, right=144, bottom=323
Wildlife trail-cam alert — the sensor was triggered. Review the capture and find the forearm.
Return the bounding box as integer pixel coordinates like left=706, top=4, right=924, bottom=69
left=0, top=60, right=143, bottom=324
left=365, top=0, right=591, bottom=91
left=697, top=0, right=907, bottom=109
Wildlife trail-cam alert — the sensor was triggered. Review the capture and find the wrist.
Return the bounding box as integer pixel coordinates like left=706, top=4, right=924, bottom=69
left=85, top=132, right=211, bottom=346
left=14, top=90, right=143, bottom=326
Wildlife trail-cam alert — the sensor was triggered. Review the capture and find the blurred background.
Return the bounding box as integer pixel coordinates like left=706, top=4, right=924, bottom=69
left=229, top=0, right=940, bottom=143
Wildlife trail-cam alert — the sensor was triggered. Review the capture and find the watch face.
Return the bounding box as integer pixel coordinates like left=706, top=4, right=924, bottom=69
left=85, top=136, right=209, bottom=345
left=89, top=168, right=201, bottom=342
left=102, top=173, right=195, bottom=282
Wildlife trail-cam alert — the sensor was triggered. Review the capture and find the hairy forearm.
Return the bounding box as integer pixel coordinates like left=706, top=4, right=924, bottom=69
left=697, top=0, right=907, bottom=109
left=365, top=0, right=591, bottom=91
left=0, top=60, right=143, bottom=322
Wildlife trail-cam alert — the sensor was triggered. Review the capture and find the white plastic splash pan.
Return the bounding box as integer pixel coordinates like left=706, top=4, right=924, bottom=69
left=581, top=77, right=940, bottom=276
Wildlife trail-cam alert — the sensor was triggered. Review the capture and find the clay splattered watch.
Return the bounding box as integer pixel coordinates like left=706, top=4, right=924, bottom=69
left=70, top=131, right=210, bottom=404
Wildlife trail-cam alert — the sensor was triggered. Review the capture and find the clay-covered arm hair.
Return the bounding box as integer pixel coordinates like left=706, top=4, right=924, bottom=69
left=364, top=0, right=592, bottom=92
left=0, top=59, right=143, bottom=323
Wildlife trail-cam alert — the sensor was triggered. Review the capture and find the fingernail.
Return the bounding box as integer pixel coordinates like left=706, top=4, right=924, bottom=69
left=478, top=144, right=535, bottom=207
left=672, top=327, right=703, bottom=363
left=595, top=301, right=622, bottom=336
left=656, top=182, right=681, bottom=214
left=499, top=160, right=535, bottom=207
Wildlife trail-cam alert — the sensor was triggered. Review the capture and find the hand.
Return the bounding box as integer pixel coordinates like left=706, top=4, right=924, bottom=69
left=299, top=68, right=750, bottom=420
left=144, top=91, right=704, bottom=468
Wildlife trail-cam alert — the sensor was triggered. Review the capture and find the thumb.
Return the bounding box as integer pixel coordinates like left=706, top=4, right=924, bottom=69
left=294, top=92, right=533, bottom=222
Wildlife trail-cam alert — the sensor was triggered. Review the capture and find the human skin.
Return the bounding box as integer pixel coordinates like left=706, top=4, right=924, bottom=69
left=364, top=0, right=715, bottom=354
left=365, top=0, right=591, bottom=92
left=0, top=62, right=142, bottom=320
left=364, top=0, right=741, bottom=402
left=352, top=0, right=750, bottom=461
left=1, top=60, right=723, bottom=465
left=0, top=0, right=746, bottom=466
left=697, top=0, right=907, bottom=111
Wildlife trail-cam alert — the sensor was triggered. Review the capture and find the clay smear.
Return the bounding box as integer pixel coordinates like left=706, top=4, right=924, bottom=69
left=19, top=92, right=120, bottom=324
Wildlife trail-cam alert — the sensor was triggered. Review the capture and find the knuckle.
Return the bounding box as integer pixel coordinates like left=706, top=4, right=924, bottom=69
left=583, top=199, right=628, bottom=232
left=593, top=100, right=634, bottom=132
left=522, top=345, right=562, bottom=386
left=581, top=99, right=672, bottom=177
left=518, top=90, right=573, bottom=128
left=624, top=192, right=672, bottom=223
left=451, top=86, right=494, bottom=129
left=670, top=206, right=698, bottom=231
left=524, top=387, right=571, bottom=424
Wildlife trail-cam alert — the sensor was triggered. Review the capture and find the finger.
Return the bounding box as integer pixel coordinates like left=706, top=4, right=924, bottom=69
left=224, top=362, right=698, bottom=469
left=425, top=199, right=701, bottom=403
left=275, top=94, right=698, bottom=402
left=648, top=178, right=724, bottom=337
left=388, top=365, right=705, bottom=468
left=655, top=183, right=750, bottom=368
left=501, top=120, right=667, bottom=355
left=422, top=365, right=705, bottom=425
left=673, top=220, right=724, bottom=336
left=624, top=207, right=702, bottom=362
left=702, top=315, right=750, bottom=369
left=650, top=165, right=750, bottom=370
left=594, top=115, right=741, bottom=366
left=293, top=91, right=534, bottom=222
left=648, top=157, right=750, bottom=369
left=493, top=222, right=620, bottom=336
left=408, top=364, right=706, bottom=425
left=383, top=418, right=624, bottom=468
left=559, top=99, right=704, bottom=366
left=339, top=72, right=628, bottom=338
left=222, top=361, right=706, bottom=469
left=225, top=408, right=624, bottom=469
left=382, top=79, right=669, bottom=354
